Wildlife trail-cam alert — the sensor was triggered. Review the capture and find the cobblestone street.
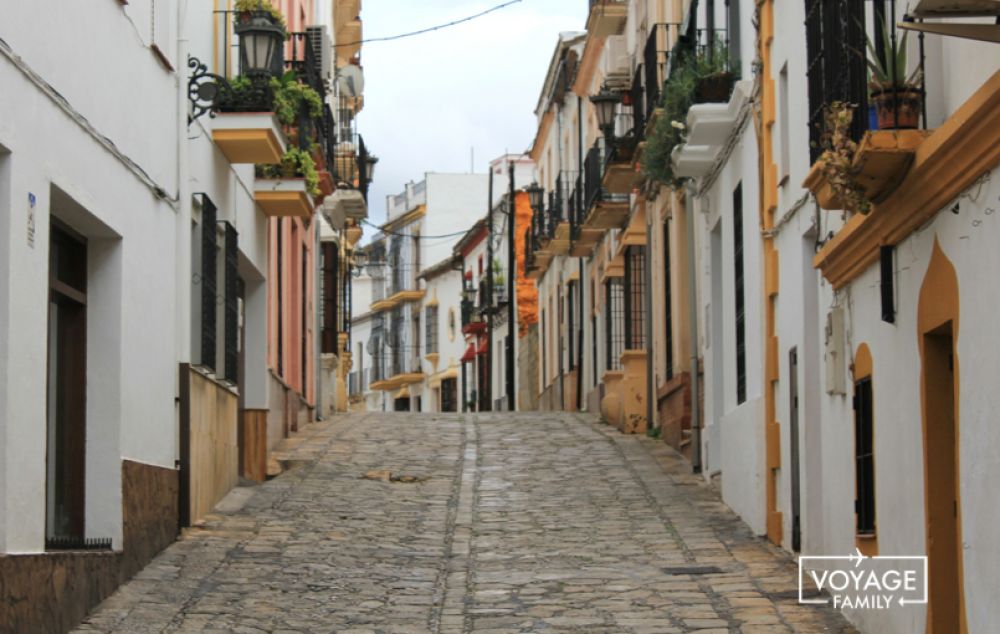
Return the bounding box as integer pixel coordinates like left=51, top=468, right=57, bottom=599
left=76, top=413, right=854, bottom=633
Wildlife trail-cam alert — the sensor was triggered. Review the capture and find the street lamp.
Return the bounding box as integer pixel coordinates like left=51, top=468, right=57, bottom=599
left=364, top=153, right=379, bottom=184
left=590, top=88, right=620, bottom=141
left=525, top=182, right=544, bottom=212
left=235, top=6, right=285, bottom=77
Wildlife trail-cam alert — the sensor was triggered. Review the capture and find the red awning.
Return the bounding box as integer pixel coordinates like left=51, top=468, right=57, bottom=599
left=460, top=343, right=476, bottom=363
left=477, top=341, right=488, bottom=356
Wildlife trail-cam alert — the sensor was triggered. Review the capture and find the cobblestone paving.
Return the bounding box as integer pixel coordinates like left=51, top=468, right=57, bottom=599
left=76, top=412, right=855, bottom=633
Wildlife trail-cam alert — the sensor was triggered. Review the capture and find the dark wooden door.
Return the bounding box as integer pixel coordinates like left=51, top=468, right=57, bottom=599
left=46, top=224, right=87, bottom=545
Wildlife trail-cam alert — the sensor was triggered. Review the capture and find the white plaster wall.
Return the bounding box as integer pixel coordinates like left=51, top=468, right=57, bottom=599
left=696, top=122, right=766, bottom=534
left=416, top=267, right=464, bottom=411
left=0, top=34, right=178, bottom=551
left=424, top=173, right=489, bottom=269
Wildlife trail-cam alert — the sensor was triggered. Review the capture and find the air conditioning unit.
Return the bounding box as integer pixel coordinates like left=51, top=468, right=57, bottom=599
left=306, top=25, right=333, bottom=83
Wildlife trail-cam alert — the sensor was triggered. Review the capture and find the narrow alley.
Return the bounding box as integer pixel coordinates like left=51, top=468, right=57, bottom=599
left=76, top=414, right=853, bottom=633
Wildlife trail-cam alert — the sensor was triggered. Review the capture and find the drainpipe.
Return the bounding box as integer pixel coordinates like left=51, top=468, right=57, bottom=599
left=685, top=184, right=702, bottom=473
left=314, top=228, right=322, bottom=419
left=645, top=200, right=655, bottom=434
left=176, top=5, right=191, bottom=367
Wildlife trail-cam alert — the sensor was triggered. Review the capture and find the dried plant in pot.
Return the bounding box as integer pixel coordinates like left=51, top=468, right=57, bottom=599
left=814, top=101, right=871, bottom=215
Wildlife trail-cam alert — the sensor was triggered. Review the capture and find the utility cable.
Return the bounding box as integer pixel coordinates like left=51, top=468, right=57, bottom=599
left=361, top=218, right=478, bottom=240
left=334, top=0, right=523, bottom=48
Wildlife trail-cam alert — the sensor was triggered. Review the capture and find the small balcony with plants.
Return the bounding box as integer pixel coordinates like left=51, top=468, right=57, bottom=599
left=803, top=5, right=931, bottom=216
left=586, top=0, right=627, bottom=38
left=640, top=26, right=742, bottom=184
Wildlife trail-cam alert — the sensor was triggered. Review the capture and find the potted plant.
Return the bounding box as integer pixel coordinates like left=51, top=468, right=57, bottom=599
left=693, top=37, right=736, bottom=104
left=812, top=101, right=871, bottom=214
left=219, top=72, right=322, bottom=126
left=256, top=146, right=321, bottom=196
left=863, top=23, right=923, bottom=130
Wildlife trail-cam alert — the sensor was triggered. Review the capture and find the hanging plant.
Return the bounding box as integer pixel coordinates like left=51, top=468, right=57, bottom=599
left=256, top=147, right=320, bottom=196
left=814, top=101, right=870, bottom=214
left=640, top=50, right=698, bottom=187
left=271, top=71, right=324, bottom=125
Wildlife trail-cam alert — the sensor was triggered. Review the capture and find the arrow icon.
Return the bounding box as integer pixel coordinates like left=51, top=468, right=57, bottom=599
left=848, top=547, right=867, bottom=568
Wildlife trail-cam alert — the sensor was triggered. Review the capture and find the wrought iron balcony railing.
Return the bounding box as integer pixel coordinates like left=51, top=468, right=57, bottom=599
left=390, top=346, right=422, bottom=377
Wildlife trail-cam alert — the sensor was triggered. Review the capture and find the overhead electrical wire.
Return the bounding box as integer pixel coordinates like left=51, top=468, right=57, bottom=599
left=334, top=0, right=523, bottom=48
left=361, top=218, right=478, bottom=240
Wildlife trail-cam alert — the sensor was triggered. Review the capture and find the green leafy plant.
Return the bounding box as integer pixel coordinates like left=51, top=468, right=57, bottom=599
left=641, top=50, right=698, bottom=186
left=221, top=73, right=321, bottom=126
left=256, top=146, right=320, bottom=196
left=641, top=40, right=739, bottom=186
left=271, top=72, right=323, bottom=125
left=815, top=101, right=870, bottom=214
left=234, top=0, right=288, bottom=34
left=861, top=21, right=922, bottom=91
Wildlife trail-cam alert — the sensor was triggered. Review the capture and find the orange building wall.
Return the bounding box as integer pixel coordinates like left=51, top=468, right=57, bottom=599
left=515, top=191, right=538, bottom=337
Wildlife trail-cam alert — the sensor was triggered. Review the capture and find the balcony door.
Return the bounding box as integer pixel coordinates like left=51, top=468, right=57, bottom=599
left=46, top=224, right=88, bottom=546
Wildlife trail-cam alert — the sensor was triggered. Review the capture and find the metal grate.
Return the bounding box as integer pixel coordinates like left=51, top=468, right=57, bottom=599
left=854, top=376, right=876, bottom=534
left=623, top=246, right=646, bottom=350
left=663, top=221, right=674, bottom=380
left=733, top=183, right=746, bottom=404
left=426, top=305, right=439, bottom=354
left=46, top=536, right=112, bottom=551
left=605, top=278, right=624, bottom=371
left=199, top=194, right=217, bottom=373
left=223, top=221, right=239, bottom=383
left=321, top=242, right=339, bottom=354
left=805, top=0, right=869, bottom=162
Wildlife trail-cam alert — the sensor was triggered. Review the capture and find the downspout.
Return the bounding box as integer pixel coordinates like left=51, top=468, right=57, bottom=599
left=176, top=5, right=191, bottom=399
left=314, top=228, right=322, bottom=419
left=576, top=94, right=586, bottom=408
left=645, top=201, right=655, bottom=434
left=685, top=185, right=701, bottom=473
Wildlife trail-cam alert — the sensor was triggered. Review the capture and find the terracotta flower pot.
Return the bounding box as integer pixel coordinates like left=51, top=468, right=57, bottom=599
left=871, top=88, right=922, bottom=130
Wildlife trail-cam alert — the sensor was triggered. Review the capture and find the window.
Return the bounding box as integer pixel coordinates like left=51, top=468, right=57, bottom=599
left=223, top=222, right=239, bottom=383
left=623, top=246, right=646, bottom=350
left=321, top=242, right=339, bottom=354
left=441, top=377, right=458, bottom=412
left=779, top=63, right=790, bottom=182
left=804, top=0, right=868, bottom=162
left=541, top=308, right=547, bottom=385
left=276, top=219, right=284, bottom=377
left=200, top=196, right=217, bottom=372
left=854, top=376, right=875, bottom=535
left=605, top=279, right=624, bottom=371
left=663, top=221, right=674, bottom=380
left=567, top=282, right=576, bottom=371
left=733, top=183, right=746, bottom=404
left=425, top=305, right=439, bottom=354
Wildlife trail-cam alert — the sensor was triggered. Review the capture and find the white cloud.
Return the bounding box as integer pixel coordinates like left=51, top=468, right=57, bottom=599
left=355, top=0, right=586, bottom=225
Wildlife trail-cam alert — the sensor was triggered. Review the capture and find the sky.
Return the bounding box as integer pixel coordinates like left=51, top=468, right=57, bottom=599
left=355, top=0, right=587, bottom=228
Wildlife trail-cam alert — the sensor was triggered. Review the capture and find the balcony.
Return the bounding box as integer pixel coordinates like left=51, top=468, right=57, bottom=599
left=582, top=139, right=630, bottom=230
left=586, top=0, right=627, bottom=37
left=461, top=298, right=487, bottom=335
left=639, top=23, right=679, bottom=136
left=254, top=178, right=314, bottom=219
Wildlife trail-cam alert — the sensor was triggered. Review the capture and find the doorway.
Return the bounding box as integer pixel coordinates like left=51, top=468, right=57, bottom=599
left=46, top=224, right=88, bottom=547
left=922, top=322, right=963, bottom=633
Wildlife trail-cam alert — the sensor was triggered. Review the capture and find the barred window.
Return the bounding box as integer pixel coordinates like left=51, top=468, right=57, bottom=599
left=623, top=246, right=646, bottom=350
left=605, top=278, right=624, bottom=371
left=854, top=376, right=876, bottom=535
left=425, top=305, right=439, bottom=354
left=734, top=183, right=746, bottom=405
